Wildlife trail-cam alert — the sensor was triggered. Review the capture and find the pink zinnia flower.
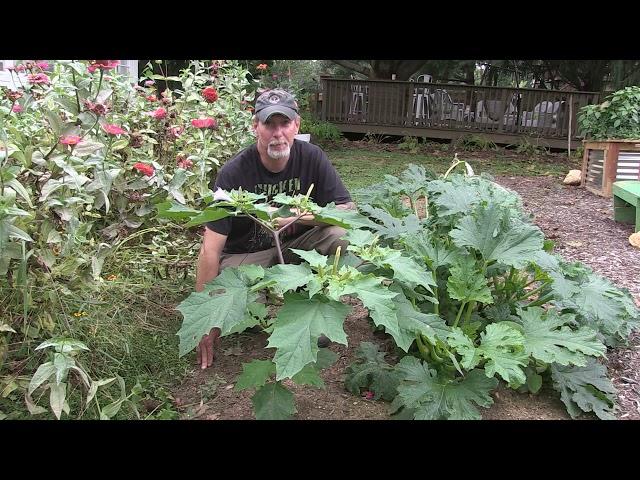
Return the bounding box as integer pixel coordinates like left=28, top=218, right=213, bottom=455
left=149, top=107, right=167, bottom=119
left=133, top=162, right=155, bottom=177
left=36, top=61, right=49, bottom=70
left=15, top=64, right=26, bottom=72
left=177, top=155, right=193, bottom=169
left=144, top=80, right=155, bottom=87
left=60, top=135, right=81, bottom=145
left=27, top=73, right=50, bottom=85
left=201, top=86, right=218, bottom=103
left=12, top=104, right=23, bottom=113
left=191, top=118, right=217, bottom=129
left=88, top=60, right=120, bottom=73
left=169, top=125, right=184, bottom=138
left=102, top=124, right=126, bottom=135
left=146, top=95, right=157, bottom=102
left=363, top=391, right=375, bottom=400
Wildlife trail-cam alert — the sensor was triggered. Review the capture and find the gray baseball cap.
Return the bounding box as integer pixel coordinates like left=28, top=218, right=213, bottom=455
left=255, top=89, right=299, bottom=122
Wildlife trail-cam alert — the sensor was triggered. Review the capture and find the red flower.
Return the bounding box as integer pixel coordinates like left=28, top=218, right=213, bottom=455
left=88, top=60, right=120, bottom=73
left=36, top=61, right=49, bottom=70
left=201, top=86, right=218, bottom=103
left=149, top=107, right=167, bottom=119
left=12, top=104, right=23, bottom=113
left=60, top=135, right=81, bottom=145
left=257, top=64, right=268, bottom=71
left=363, top=391, right=375, bottom=400
left=102, top=124, right=126, bottom=135
left=169, top=125, right=184, bottom=138
left=176, top=155, right=193, bottom=169
left=83, top=99, right=108, bottom=116
left=191, top=118, right=217, bottom=129
left=27, top=73, right=50, bottom=85
left=146, top=95, right=157, bottom=102
left=133, top=162, right=155, bottom=177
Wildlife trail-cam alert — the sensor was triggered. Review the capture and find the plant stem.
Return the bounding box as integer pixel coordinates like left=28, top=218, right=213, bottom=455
left=71, top=68, right=81, bottom=113
left=433, top=284, right=439, bottom=315
left=516, top=283, right=549, bottom=302
left=415, top=334, right=430, bottom=361
left=452, top=301, right=467, bottom=328
left=463, top=300, right=476, bottom=326
left=94, top=69, right=104, bottom=102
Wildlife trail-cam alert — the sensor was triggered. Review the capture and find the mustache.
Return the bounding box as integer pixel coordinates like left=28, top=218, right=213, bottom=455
left=268, top=141, right=288, bottom=147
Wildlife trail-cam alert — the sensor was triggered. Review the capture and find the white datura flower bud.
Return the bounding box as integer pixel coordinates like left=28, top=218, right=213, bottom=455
left=213, top=188, right=232, bottom=202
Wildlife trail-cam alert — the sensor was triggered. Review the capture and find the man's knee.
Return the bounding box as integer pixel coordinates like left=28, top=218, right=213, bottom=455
left=316, top=225, right=348, bottom=256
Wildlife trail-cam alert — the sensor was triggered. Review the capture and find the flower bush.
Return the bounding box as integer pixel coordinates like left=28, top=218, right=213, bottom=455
left=0, top=59, right=257, bottom=359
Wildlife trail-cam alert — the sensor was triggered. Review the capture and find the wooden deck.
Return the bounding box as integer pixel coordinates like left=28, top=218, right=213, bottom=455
left=319, top=77, right=604, bottom=149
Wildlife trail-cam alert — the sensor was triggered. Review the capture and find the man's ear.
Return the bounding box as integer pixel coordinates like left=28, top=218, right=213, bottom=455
left=251, top=117, right=259, bottom=135
left=294, top=116, right=301, bottom=133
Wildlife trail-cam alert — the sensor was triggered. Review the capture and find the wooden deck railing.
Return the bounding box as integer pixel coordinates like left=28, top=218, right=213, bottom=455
left=319, top=77, right=603, bottom=144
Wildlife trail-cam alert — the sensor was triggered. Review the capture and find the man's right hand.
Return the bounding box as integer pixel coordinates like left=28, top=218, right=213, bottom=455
left=195, top=327, right=221, bottom=369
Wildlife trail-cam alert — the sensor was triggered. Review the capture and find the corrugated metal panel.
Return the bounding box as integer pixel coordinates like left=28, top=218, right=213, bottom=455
left=616, top=151, right=640, bottom=181
left=587, top=149, right=604, bottom=189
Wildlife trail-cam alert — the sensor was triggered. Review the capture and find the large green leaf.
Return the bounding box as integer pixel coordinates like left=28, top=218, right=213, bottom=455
left=156, top=201, right=201, bottom=220
left=394, top=356, right=497, bottom=420
left=267, top=293, right=350, bottom=380
left=450, top=204, right=544, bottom=268
left=315, top=204, right=377, bottom=230
left=402, top=232, right=464, bottom=270
left=291, top=364, right=325, bottom=388
left=446, top=328, right=482, bottom=370
left=393, top=291, right=449, bottom=351
left=550, top=360, right=616, bottom=420
left=339, top=276, right=403, bottom=346
left=234, top=360, right=276, bottom=391
left=429, top=181, right=480, bottom=216
left=516, top=307, right=606, bottom=366
left=476, top=322, right=528, bottom=385
left=176, top=268, right=257, bottom=356
left=185, top=206, right=234, bottom=227
left=251, top=382, right=296, bottom=420
left=254, top=263, right=314, bottom=294
left=446, top=256, right=493, bottom=304
left=376, top=250, right=436, bottom=293
left=288, top=248, right=328, bottom=269
left=344, top=342, right=400, bottom=401
left=28, top=362, right=55, bottom=394
left=359, top=205, right=422, bottom=239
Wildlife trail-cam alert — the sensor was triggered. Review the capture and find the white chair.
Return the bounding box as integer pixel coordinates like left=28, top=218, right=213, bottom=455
left=521, top=101, right=561, bottom=128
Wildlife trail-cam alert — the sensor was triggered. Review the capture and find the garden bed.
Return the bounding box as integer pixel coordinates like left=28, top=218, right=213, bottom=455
left=170, top=174, right=640, bottom=420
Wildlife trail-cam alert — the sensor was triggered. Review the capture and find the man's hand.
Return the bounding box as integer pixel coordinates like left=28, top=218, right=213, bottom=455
left=195, top=327, right=221, bottom=369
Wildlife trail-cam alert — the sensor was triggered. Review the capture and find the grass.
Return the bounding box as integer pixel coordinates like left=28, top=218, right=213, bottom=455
left=326, top=142, right=579, bottom=192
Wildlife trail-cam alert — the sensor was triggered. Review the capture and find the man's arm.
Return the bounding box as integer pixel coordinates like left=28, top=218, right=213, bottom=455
left=195, top=227, right=227, bottom=369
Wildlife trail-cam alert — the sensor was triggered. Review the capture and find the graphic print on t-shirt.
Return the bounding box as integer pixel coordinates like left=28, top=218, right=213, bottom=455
left=254, top=177, right=301, bottom=198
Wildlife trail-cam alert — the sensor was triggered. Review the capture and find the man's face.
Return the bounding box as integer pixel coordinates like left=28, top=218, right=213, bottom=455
left=254, top=114, right=300, bottom=160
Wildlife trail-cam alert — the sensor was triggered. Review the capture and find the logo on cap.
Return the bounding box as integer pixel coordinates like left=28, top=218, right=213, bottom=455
left=267, top=94, right=281, bottom=104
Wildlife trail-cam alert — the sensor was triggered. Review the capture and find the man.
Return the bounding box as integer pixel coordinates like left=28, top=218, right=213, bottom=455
left=195, top=89, right=355, bottom=370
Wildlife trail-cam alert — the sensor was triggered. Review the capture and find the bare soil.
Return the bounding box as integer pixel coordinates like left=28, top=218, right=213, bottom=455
left=171, top=173, right=640, bottom=421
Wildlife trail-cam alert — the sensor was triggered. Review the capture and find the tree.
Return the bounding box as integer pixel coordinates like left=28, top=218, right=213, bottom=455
left=328, top=60, right=430, bottom=80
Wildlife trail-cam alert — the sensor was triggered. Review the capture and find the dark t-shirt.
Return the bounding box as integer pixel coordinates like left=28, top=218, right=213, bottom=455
left=206, top=139, right=351, bottom=254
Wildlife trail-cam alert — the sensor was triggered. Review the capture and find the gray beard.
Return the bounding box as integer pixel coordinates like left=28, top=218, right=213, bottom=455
left=267, top=143, right=291, bottom=160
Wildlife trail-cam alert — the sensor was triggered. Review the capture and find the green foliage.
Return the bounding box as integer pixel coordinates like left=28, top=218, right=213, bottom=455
left=454, top=134, right=498, bottom=151
left=578, top=86, right=640, bottom=140
left=344, top=162, right=639, bottom=420
left=344, top=342, right=401, bottom=401
left=509, top=136, right=549, bottom=155
left=300, top=114, right=342, bottom=143
left=397, top=136, right=421, bottom=154
left=550, top=360, right=616, bottom=420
